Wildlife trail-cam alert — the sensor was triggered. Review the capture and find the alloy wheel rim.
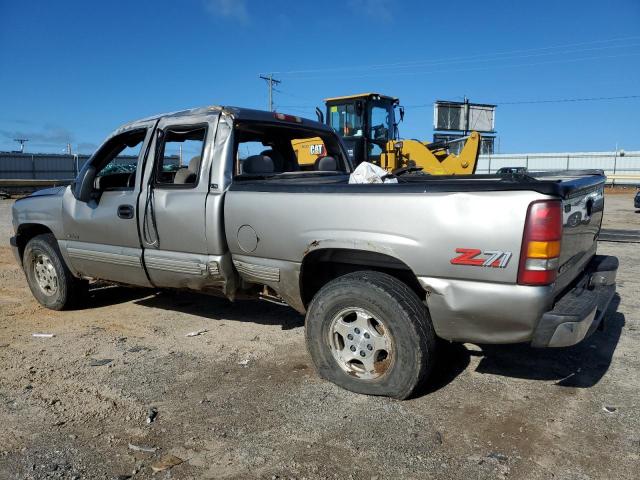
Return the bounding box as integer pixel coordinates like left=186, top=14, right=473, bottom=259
left=328, top=307, right=393, bottom=380
left=33, top=253, right=58, bottom=296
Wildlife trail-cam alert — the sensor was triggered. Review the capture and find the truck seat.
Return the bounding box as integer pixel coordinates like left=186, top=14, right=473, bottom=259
left=260, top=150, right=285, bottom=171
left=243, top=155, right=274, bottom=174
left=173, top=156, right=201, bottom=184
left=315, top=156, right=337, bottom=171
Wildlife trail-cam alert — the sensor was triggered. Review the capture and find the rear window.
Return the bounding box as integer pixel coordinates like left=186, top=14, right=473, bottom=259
left=234, top=122, right=349, bottom=178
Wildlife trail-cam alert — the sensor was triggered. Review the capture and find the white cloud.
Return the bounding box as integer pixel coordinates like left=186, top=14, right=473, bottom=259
left=204, top=0, right=250, bottom=24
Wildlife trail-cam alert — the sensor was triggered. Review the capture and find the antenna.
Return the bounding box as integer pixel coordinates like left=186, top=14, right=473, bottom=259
left=14, top=138, right=29, bottom=153
left=258, top=74, right=281, bottom=111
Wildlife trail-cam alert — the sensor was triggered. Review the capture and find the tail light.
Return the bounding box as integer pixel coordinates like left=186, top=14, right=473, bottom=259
left=517, top=200, right=562, bottom=285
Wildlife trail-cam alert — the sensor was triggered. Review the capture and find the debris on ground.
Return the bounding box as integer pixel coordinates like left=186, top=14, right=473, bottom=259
left=127, top=443, right=157, bottom=453
left=127, top=345, right=150, bottom=353
left=146, top=407, right=158, bottom=424
left=89, top=358, right=113, bottom=367
left=150, top=454, right=183, bottom=472
left=603, top=406, right=617, bottom=413
left=32, top=333, right=55, bottom=338
left=487, top=452, right=508, bottom=463
left=238, top=358, right=250, bottom=366
left=185, top=329, right=208, bottom=337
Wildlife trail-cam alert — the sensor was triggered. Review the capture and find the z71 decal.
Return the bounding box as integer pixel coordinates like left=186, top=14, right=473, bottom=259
left=450, top=248, right=512, bottom=268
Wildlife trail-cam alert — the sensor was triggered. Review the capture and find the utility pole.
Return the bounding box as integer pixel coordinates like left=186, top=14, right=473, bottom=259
left=259, top=74, right=281, bottom=111
left=14, top=138, right=29, bottom=153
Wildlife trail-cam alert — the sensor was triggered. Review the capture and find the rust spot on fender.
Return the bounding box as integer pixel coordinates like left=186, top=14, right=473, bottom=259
left=304, top=240, right=321, bottom=256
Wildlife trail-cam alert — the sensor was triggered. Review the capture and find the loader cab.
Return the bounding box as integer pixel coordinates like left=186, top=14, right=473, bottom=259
left=325, top=93, right=399, bottom=166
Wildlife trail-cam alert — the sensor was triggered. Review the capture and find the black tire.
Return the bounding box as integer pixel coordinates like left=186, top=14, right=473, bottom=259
left=305, top=271, right=436, bottom=399
left=23, top=233, right=87, bottom=310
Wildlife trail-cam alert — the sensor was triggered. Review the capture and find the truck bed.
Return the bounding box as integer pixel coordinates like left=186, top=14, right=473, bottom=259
left=230, top=169, right=606, bottom=199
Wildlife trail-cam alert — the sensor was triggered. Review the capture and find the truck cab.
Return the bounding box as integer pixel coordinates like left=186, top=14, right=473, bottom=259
left=324, top=93, right=399, bottom=166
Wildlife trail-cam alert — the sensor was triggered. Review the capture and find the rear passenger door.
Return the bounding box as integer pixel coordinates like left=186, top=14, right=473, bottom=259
left=139, top=116, right=216, bottom=288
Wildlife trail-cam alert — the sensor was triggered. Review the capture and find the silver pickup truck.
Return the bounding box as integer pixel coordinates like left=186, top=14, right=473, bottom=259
left=10, top=106, right=618, bottom=399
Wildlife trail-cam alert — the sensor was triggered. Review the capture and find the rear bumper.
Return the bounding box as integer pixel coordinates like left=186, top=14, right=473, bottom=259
left=531, top=255, right=618, bottom=348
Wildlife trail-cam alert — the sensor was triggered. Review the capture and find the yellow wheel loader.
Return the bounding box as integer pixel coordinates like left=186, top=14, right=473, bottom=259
left=292, top=93, right=480, bottom=174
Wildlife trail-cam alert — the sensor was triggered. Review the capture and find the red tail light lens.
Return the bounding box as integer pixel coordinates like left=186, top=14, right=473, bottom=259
left=518, top=200, right=562, bottom=285
left=274, top=112, right=302, bottom=123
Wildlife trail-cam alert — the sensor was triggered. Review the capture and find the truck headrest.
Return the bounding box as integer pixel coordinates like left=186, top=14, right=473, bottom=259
left=315, top=155, right=338, bottom=171
left=243, top=155, right=274, bottom=174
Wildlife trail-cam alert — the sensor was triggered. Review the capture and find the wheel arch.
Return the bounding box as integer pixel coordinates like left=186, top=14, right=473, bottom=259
left=299, top=247, right=425, bottom=308
left=15, top=223, right=55, bottom=261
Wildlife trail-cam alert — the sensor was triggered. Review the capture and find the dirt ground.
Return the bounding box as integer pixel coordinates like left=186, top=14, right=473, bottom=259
left=0, top=193, right=638, bottom=480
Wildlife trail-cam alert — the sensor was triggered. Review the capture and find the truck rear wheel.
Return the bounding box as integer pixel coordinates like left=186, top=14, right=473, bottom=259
left=305, top=271, right=436, bottom=399
left=23, top=233, right=87, bottom=310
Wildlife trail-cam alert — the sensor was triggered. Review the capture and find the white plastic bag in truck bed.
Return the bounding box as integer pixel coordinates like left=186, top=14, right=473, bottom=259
left=349, top=162, right=398, bottom=184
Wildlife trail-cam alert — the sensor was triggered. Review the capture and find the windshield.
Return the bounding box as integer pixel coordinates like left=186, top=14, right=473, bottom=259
left=328, top=103, right=363, bottom=138
left=234, top=122, right=349, bottom=178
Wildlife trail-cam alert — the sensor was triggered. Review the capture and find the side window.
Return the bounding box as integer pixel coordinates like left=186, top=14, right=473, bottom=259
left=155, top=126, right=207, bottom=187
left=94, top=129, right=147, bottom=191
left=234, top=122, right=348, bottom=176
left=369, top=105, right=390, bottom=141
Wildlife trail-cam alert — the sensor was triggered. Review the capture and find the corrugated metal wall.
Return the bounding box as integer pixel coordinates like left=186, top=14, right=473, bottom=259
left=0, top=153, right=89, bottom=180
left=2, top=150, right=639, bottom=183
left=477, top=151, right=640, bottom=184
left=0, top=153, right=138, bottom=180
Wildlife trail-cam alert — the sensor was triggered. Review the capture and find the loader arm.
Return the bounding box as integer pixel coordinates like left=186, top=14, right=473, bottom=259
left=388, top=131, right=480, bottom=175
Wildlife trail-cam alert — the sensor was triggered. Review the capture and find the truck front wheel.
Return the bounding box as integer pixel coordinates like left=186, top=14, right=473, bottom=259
left=23, top=233, right=87, bottom=310
left=305, top=271, right=436, bottom=399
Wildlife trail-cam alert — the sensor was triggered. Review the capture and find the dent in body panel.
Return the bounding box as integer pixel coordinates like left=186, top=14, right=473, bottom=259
left=231, top=254, right=304, bottom=313
left=419, top=276, right=554, bottom=343
left=144, top=249, right=234, bottom=290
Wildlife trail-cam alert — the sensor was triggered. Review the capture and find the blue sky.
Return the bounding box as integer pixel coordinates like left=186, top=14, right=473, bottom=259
left=0, top=0, right=639, bottom=154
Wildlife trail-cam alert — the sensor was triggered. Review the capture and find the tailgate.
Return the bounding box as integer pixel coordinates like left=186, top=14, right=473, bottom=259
left=548, top=173, right=606, bottom=292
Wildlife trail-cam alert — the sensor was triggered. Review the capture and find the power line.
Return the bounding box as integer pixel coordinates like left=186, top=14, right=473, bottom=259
left=286, top=51, right=640, bottom=81
left=264, top=35, right=640, bottom=77
left=404, top=94, right=640, bottom=109
left=498, top=94, right=640, bottom=105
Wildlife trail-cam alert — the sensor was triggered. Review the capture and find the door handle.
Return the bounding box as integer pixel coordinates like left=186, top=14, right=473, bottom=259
left=117, top=204, right=135, bottom=219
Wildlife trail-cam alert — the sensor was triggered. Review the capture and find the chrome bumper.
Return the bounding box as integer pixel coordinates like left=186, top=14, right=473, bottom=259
left=531, top=255, right=618, bottom=348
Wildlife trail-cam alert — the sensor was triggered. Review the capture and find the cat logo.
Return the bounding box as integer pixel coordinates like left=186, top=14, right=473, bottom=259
left=309, top=144, right=324, bottom=155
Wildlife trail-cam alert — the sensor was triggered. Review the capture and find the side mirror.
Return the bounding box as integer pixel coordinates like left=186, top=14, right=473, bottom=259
left=399, top=106, right=405, bottom=122
left=73, top=165, right=96, bottom=202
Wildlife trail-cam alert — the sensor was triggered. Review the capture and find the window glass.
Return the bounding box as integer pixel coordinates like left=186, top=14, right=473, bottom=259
left=155, top=126, right=206, bottom=186
left=368, top=143, right=383, bottom=165
left=94, top=129, right=146, bottom=190
left=235, top=122, right=347, bottom=176
left=369, top=105, right=390, bottom=141
left=291, top=137, right=326, bottom=166
left=329, top=103, right=363, bottom=137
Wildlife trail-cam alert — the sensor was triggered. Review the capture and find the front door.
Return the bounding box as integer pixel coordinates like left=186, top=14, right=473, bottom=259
left=138, top=116, right=217, bottom=289
left=60, top=124, right=155, bottom=286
